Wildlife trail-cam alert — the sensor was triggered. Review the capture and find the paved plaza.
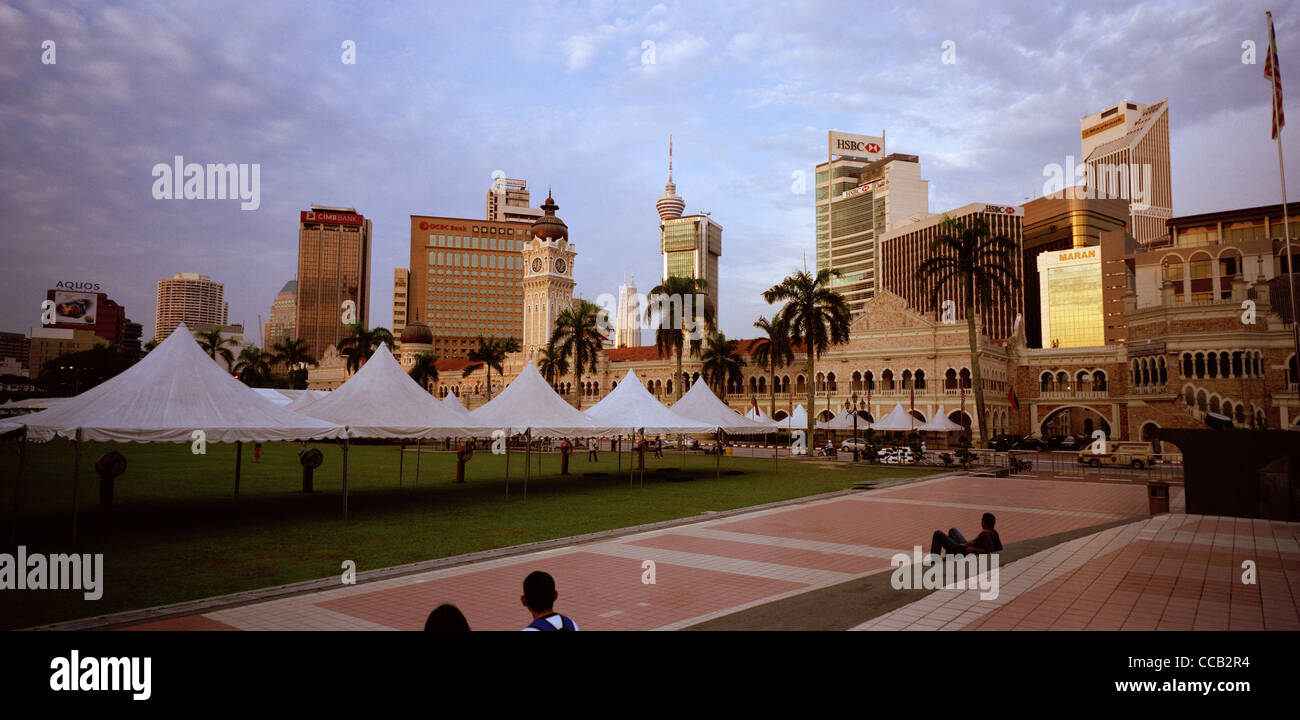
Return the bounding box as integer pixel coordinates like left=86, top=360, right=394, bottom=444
left=90, top=467, right=1300, bottom=632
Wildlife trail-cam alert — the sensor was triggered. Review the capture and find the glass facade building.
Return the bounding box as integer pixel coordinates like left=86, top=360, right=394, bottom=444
left=1038, top=247, right=1104, bottom=348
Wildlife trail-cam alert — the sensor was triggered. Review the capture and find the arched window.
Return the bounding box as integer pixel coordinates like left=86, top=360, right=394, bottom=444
left=1219, top=352, right=1231, bottom=378
left=1093, top=370, right=1107, bottom=391
left=815, top=372, right=826, bottom=392
left=882, top=369, right=895, bottom=390
left=796, top=375, right=806, bottom=394
left=864, top=371, right=875, bottom=391
left=1209, top=396, right=1221, bottom=414
left=1194, top=352, right=1205, bottom=378
left=1055, top=370, right=1068, bottom=389
left=749, top=376, right=758, bottom=393
left=901, top=369, right=913, bottom=390
left=827, top=372, right=837, bottom=392
left=1184, top=386, right=1195, bottom=406
left=945, top=369, right=958, bottom=390
left=959, top=368, right=972, bottom=389
left=1158, top=357, right=1167, bottom=385
left=1076, top=370, right=1091, bottom=391
left=1289, top=355, right=1299, bottom=386
left=915, top=369, right=926, bottom=389
left=1041, top=372, right=1053, bottom=392
left=758, top=376, right=766, bottom=393
left=1206, top=352, right=1218, bottom=378
left=1182, top=353, right=1193, bottom=378
left=1196, top=389, right=1207, bottom=412
left=851, top=371, right=862, bottom=392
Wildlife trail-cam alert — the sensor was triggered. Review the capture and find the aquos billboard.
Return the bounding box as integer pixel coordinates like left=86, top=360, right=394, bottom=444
left=828, top=131, right=884, bottom=161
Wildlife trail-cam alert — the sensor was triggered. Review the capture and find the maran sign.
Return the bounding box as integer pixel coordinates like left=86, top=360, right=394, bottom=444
left=829, top=131, right=884, bottom=161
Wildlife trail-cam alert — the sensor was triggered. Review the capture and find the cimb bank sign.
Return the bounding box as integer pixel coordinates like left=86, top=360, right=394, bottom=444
left=828, top=131, right=884, bottom=162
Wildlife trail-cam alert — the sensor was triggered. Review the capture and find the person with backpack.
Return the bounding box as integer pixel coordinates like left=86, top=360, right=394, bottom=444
left=520, top=571, right=579, bottom=631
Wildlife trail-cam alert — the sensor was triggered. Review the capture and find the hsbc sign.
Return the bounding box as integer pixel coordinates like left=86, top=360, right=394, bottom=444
left=828, top=131, right=884, bottom=161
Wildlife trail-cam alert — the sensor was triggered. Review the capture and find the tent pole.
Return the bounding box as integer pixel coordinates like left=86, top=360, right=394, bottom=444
left=71, top=429, right=83, bottom=546
left=505, top=433, right=511, bottom=500
left=715, top=429, right=720, bottom=481
left=342, top=438, right=350, bottom=521
left=525, top=429, right=531, bottom=499
left=681, top=433, right=686, bottom=470
left=234, top=441, right=242, bottom=501
left=12, top=430, right=27, bottom=546
left=617, top=434, right=621, bottom=473
left=398, top=440, right=404, bottom=488
left=415, top=438, right=422, bottom=487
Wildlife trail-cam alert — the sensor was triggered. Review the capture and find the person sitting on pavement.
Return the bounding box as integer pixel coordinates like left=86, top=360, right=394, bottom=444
left=927, top=512, right=1002, bottom=565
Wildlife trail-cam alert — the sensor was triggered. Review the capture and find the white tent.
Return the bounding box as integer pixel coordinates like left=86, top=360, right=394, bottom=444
left=289, top=344, right=476, bottom=439
left=778, top=403, right=808, bottom=430
left=671, top=378, right=773, bottom=434
left=440, top=390, right=472, bottom=419
left=920, top=406, right=964, bottom=432
left=2, top=397, right=67, bottom=411
left=743, top=403, right=767, bottom=421
left=872, top=403, right=919, bottom=432
left=252, top=388, right=294, bottom=406
left=470, top=361, right=613, bottom=437
left=16, top=323, right=346, bottom=444
left=584, top=370, right=714, bottom=435
left=816, top=409, right=869, bottom=430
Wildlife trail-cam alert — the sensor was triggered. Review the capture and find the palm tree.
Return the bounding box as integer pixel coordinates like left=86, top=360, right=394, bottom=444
left=465, top=335, right=520, bottom=401
left=269, top=337, right=317, bottom=389
left=194, top=328, right=237, bottom=371
left=549, top=300, right=606, bottom=409
left=644, top=275, right=713, bottom=400
left=141, top=338, right=159, bottom=357
left=536, top=340, right=569, bottom=390
left=700, top=331, right=746, bottom=400
left=751, top=314, right=794, bottom=417
left=337, top=324, right=394, bottom=374
left=233, top=346, right=273, bottom=386
left=409, top=351, right=439, bottom=393
left=915, top=215, right=1020, bottom=443
left=763, top=268, right=852, bottom=442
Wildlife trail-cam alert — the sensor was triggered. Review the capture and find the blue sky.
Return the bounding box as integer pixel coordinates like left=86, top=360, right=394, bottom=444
left=1, top=0, right=1297, bottom=343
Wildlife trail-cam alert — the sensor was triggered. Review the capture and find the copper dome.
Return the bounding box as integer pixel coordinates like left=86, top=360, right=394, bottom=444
left=400, top=320, right=433, bottom=346
left=529, top=191, right=568, bottom=242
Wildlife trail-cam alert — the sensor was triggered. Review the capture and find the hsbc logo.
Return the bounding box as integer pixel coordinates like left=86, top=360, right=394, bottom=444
left=836, top=139, right=880, bottom=154
left=983, top=204, right=1016, bottom=215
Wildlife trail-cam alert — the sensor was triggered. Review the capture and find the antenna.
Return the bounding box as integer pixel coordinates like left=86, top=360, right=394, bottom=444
left=669, top=134, right=674, bottom=182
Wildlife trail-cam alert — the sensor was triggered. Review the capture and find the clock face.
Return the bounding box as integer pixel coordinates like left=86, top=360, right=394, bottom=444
left=554, top=258, right=567, bottom=274
left=531, top=258, right=543, bottom=273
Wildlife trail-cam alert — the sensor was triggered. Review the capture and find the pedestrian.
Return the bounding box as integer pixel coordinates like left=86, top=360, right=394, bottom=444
left=424, top=604, right=470, bottom=631
left=588, top=437, right=599, bottom=462
left=253, top=442, right=262, bottom=463
left=520, top=571, right=578, bottom=631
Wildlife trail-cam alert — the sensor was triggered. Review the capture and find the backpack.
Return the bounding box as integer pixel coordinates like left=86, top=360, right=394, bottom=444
left=526, top=613, right=576, bottom=631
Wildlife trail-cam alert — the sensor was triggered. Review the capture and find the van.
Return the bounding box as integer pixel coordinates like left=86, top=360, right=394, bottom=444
left=1077, top=440, right=1156, bottom=469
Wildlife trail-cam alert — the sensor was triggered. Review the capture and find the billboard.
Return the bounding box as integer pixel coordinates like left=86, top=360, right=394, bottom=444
left=52, top=291, right=98, bottom=326
left=829, top=131, right=884, bottom=161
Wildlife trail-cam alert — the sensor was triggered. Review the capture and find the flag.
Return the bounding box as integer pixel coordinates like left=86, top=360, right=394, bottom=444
left=909, top=387, right=915, bottom=411
left=1267, top=13, right=1286, bottom=139
left=1008, top=387, right=1020, bottom=411
left=866, top=388, right=872, bottom=420
left=749, top=397, right=760, bottom=416
left=960, top=387, right=966, bottom=416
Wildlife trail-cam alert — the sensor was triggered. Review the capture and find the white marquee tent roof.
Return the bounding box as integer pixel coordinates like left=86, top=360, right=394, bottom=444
left=872, top=403, right=919, bottom=432
left=584, top=370, right=714, bottom=435
left=15, top=322, right=346, bottom=443
left=469, top=361, right=616, bottom=437
left=775, top=404, right=808, bottom=430
left=816, top=409, right=869, bottom=430
left=671, top=378, right=774, bottom=434
left=289, top=344, right=476, bottom=439
left=440, top=390, right=472, bottom=419
left=920, top=406, right=965, bottom=432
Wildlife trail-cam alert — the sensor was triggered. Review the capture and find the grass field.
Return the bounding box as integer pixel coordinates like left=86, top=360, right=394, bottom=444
left=0, top=438, right=934, bottom=629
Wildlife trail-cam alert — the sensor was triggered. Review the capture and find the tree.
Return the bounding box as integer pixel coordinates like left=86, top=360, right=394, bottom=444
left=536, top=340, right=569, bottom=389
left=233, top=346, right=273, bottom=386
left=194, top=328, right=237, bottom=371
left=409, top=351, right=439, bottom=393
left=700, top=331, right=745, bottom=400
left=140, top=338, right=159, bottom=357
left=763, top=268, right=852, bottom=444
left=337, top=324, right=394, bottom=375
left=465, top=335, right=520, bottom=401
left=915, top=215, right=1019, bottom=444
left=751, top=314, right=794, bottom=418
left=645, top=275, right=713, bottom=400
left=269, top=337, right=317, bottom=390
left=549, top=300, right=606, bottom=409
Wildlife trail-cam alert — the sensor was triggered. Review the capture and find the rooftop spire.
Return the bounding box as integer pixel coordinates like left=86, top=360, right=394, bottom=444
left=656, top=134, right=685, bottom=221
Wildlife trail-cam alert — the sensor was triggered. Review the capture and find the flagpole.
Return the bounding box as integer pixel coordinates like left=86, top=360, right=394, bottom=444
left=1269, top=11, right=1300, bottom=404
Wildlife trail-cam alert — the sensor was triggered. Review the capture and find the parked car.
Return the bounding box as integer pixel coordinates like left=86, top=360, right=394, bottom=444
left=841, top=438, right=869, bottom=452
left=990, top=434, right=1047, bottom=452
left=1047, top=434, right=1083, bottom=451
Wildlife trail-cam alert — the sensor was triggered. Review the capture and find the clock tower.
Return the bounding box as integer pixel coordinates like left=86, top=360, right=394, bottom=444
left=521, top=190, right=577, bottom=359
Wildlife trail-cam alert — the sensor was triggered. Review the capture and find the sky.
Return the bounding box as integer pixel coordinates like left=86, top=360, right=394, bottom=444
left=2, top=0, right=1298, bottom=345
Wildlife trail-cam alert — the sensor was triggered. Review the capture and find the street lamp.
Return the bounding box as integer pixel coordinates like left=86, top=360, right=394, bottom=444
left=846, top=392, right=860, bottom=461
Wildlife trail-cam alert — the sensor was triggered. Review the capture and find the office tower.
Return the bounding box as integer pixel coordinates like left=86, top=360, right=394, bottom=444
left=1020, top=191, right=1129, bottom=347
left=266, top=278, right=297, bottom=348
left=487, top=177, right=543, bottom=223
left=879, top=202, right=1024, bottom=341
left=615, top=272, right=641, bottom=348
left=392, top=269, right=409, bottom=339
left=657, top=138, right=722, bottom=323
left=410, top=214, right=530, bottom=358
left=522, top=192, right=577, bottom=358
left=295, top=206, right=372, bottom=359
left=155, top=272, right=228, bottom=342
left=1080, top=99, right=1172, bottom=245
left=816, top=131, right=928, bottom=314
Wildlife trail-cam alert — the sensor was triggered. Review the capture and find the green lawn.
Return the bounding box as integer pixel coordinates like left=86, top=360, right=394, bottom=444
left=0, top=439, right=934, bottom=629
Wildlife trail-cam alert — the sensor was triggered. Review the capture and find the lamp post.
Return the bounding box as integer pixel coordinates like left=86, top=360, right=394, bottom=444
left=847, top=392, right=860, bottom=461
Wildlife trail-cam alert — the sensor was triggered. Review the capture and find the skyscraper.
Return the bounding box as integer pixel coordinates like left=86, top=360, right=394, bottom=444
left=657, top=137, right=721, bottom=323
left=392, top=269, right=409, bottom=338
left=155, top=272, right=228, bottom=342
left=266, top=278, right=297, bottom=348
left=816, top=132, right=928, bottom=315
left=1080, top=99, right=1172, bottom=245
left=614, top=272, right=641, bottom=348
left=295, top=206, right=372, bottom=360
left=486, top=177, right=544, bottom=223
